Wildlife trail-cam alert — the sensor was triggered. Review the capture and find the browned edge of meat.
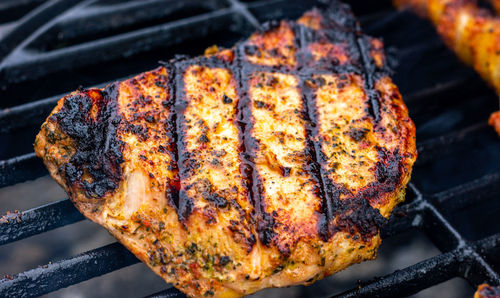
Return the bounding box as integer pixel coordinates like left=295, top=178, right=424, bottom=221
left=475, top=284, right=500, bottom=298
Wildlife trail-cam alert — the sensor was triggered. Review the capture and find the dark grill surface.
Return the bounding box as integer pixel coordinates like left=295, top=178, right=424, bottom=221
left=0, top=0, right=499, bottom=297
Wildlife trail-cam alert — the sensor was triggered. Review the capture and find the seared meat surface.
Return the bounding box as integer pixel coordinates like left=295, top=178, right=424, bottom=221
left=475, top=284, right=500, bottom=298
left=394, top=0, right=500, bottom=136
left=34, top=2, right=416, bottom=297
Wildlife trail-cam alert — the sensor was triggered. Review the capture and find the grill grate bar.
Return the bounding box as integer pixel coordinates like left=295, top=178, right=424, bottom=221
left=335, top=228, right=499, bottom=298
left=475, top=234, right=500, bottom=268
left=431, top=170, right=500, bottom=212
left=463, top=245, right=500, bottom=288
left=0, top=186, right=421, bottom=246
left=0, top=198, right=83, bottom=245
left=0, top=1, right=498, bottom=296
left=227, top=0, right=261, bottom=29
left=146, top=287, right=185, bottom=298
left=0, top=153, right=46, bottom=188
left=403, top=77, right=473, bottom=104
left=0, top=72, right=136, bottom=134
left=143, top=236, right=500, bottom=298
left=337, top=180, right=500, bottom=297
left=30, top=0, right=228, bottom=52
left=0, top=242, right=138, bottom=298
left=1, top=180, right=496, bottom=297
left=420, top=200, right=465, bottom=252
left=380, top=200, right=421, bottom=239
left=334, top=249, right=461, bottom=298
left=0, top=94, right=60, bottom=134
left=0, top=8, right=248, bottom=85
left=0, top=0, right=396, bottom=87
left=0, top=0, right=81, bottom=61
left=416, top=123, right=487, bottom=166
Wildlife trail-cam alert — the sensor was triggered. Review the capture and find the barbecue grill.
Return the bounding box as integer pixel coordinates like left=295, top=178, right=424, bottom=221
left=0, top=0, right=499, bottom=297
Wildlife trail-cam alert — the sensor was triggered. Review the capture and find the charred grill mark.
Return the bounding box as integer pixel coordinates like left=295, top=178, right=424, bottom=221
left=295, top=3, right=396, bottom=241
left=236, top=42, right=279, bottom=247
left=297, top=13, right=356, bottom=241
left=329, top=194, right=386, bottom=241
left=174, top=56, right=257, bottom=251
left=163, top=64, right=181, bottom=213
left=174, top=63, right=193, bottom=222
left=302, top=77, right=333, bottom=241
left=356, top=36, right=382, bottom=123
left=50, top=84, right=124, bottom=199
left=242, top=71, right=274, bottom=246
left=324, top=149, right=402, bottom=241
left=233, top=47, right=259, bottom=251
left=308, top=73, right=389, bottom=240
left=231, top=4, right=395, bottom=248
left=295, top=21, right=332, bottom=241
left=245, top=70, right=324, bottom=255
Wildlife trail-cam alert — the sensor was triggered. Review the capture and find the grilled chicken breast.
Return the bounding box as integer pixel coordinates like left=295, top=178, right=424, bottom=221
left=394, top=0, right=500, bottom=136
left=34, top=2, right=416, bottom=297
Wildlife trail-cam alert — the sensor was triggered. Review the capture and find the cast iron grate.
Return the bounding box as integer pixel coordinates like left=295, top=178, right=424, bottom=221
left=0, top=0, right=498, bottom=297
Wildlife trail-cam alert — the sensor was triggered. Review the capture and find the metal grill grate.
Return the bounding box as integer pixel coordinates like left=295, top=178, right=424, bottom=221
left=0, top=0, right=499, bottom=297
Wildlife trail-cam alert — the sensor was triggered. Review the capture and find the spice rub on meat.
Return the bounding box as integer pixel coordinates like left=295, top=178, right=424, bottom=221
left=34, top=2, right=416, bottom=297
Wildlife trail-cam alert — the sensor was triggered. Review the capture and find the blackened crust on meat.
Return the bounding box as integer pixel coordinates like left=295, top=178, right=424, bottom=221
left=235, top=45, right=278, bottom=246
left=177, top=191, right=194, bottom=222
left=356, top=36, right=381, bottom=122
left=161, top=64, right=182, bottom=215
left=330, top=196, right=387, bottom=241
left=233, top=46, right=260, bottom=252
left=302, top=77, right=335, bottom=242
left=173, top=62, right=194, bottom=223
left=50, top=84, right=124, bottom=198
left=357, top=147, right=405, bottom=205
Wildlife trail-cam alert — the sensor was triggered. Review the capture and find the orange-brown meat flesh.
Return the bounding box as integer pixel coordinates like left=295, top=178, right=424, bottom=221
left=394, top=0, right=500, bottom=136
left=35, top=3, right=416, bottom=297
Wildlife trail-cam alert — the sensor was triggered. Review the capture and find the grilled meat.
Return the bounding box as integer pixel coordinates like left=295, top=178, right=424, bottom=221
left=475, top=284, right=500, bottom=298
left=489, top=0, right=500, bottom=14
left=394, top=0, right=500, bottom=136
left=34, top=2, right=416, bottom=297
